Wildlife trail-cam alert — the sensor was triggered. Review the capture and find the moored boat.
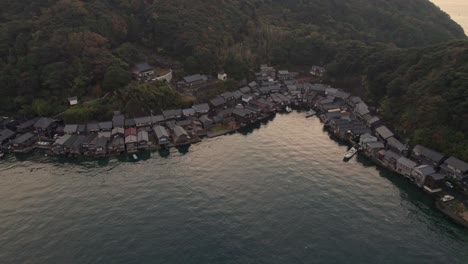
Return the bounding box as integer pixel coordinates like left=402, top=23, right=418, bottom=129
left=344, top=147, right=358, bottom=160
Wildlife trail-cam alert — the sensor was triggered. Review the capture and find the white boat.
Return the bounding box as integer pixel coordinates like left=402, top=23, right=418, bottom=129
left=441, top=195, right=454, bottom=202
left=132, top=154, right=139, bottom=160
left=344, top=147, right=358, bottom=160
left=285, top=106, right=292, bottom=113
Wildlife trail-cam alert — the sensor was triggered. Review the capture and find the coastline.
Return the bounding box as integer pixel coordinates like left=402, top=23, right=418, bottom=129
left=1, top=69, right=468, bottom=228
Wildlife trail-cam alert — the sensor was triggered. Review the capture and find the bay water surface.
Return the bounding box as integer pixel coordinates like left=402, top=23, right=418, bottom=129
left=1, top=113, right=467, bottom=263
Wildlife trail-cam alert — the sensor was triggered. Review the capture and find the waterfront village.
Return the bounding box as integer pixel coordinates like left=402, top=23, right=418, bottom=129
left=1, top=64, right=468, bottom=226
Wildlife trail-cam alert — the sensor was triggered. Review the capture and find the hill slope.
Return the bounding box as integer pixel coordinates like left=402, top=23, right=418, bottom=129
left=0, top=0, right=467, bottom=158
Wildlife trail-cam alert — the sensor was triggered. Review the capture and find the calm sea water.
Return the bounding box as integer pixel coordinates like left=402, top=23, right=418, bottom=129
left=432, top=0, right=468, bottom=33
left=1, top=113, right=467, bottom=263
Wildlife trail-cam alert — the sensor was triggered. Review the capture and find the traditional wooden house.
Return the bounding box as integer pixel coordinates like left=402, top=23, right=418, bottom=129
left=232, top=108, right=254, bottom=125
left=98, top=121, right=113, bottom=132
left=16, top=118, right=39, bottom=134
left=63, top=135, right=78, bottom=154
left=423, top=173, right=445, bottom=193
left=182, top=108, right=196, bottom=118
left=112, top=113, right=125, bottom=128
left=12, top=132, right=36, bottom=153
left=0, top=129, right=16, bottom=151
left=134, top=116, right=153, bottom=128
left=95, top=136, right=108, bottom=157
left=359, top=133, right=378, bottom=148
left=86, top=122, right=100, bottom=133
left=163, top=109, right=183, bottom=121
left=111, top=137, right=125, bottom=154
left=382, top=150, right=402, bottom=170
left=310, top=65, right=326, bottom=77
left=411, top=165, right=436, bottom=188
left=240, top=86, right=251, bottom=94
left=124, top=118, right=136, bottom=128
left=131, top=62, right=154, bottom=80
left=411, top=145, right=445, bottom=168
left=63, top=124, right=78, bottom=135
left=277, top=70, right=289, bottom=81
left=396, top=157, right=418, bottom=177
left=111, top=127, right=125, bottom=138
left=199, top=116, right=214, bottom=130
left=137, top=129, right=149, bottom=150
left=34, top=117, right=59, bottom=138
left=82, top=133, right=97, bottom=155
left=209, top=96, right=226, bottom=110
left=172, top=126, right=190, bottom=145
left=124, top=128, right=137, bottom=153
left=247, top=81, right=257, bottom=89
left=386, top=136, right=408, bottom=155
left=182, top=74, right=208, bottom=87
left=153, top=125, right=171, bottom=147
left=440, top=157, right=468, bottom=180
left=364, top=141, right=385, bottom=157
left=70, top=135, right=86, bottom=156
left=374, top=126, right=394, bottom=142
left=192, top=103, right=210, bottom=116
left=53, top=134, right=72, bottom=155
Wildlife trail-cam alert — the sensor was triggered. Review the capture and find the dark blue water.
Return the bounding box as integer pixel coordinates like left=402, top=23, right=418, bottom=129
left=1, top=113, right=467, bottom=263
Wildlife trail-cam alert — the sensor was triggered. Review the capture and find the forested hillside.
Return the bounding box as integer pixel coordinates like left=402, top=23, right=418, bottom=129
left=0, top=0, right=467, bottom=158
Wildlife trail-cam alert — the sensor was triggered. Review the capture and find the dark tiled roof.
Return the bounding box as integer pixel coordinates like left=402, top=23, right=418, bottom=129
left=34, top=117, right=56, bottom=129
left=133, top=62, right=153, bottom=73
left=375, top=126, right=394, bottom=140
left=210, top=96, right=226, bottom=107
left=444, top=157, right=468, bottom=172
left=192, top=103, right=210, bottom=113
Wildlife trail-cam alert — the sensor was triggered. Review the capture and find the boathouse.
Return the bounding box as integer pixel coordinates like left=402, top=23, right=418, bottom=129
left=12, top=132, right=37, bottom=153
left=423, top=173, right=445, bottom=193
left=172, top=126, right=190, bottom=145
left=153, top=125, right=171, bottom=147
left=396, top=157, right=418, bottom=177
left=411, top=165, right=436, bottom=188
left=124, top=128, right=137, bottom=153
left=382, top=150, right=401, bottom=170
left=137, top=129, right=149, bottom=150
left=53, top=134, right=72, bottom=155
left=34, top=117, right=59, bottom=138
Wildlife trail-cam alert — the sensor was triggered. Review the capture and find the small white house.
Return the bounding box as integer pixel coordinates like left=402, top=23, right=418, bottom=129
left=218, top=71, right=227, bottom=81
left=68, top=96, right=78, bottom=106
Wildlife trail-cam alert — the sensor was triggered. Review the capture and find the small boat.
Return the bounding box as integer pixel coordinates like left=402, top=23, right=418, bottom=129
left=306, top=109, right=316, bottom=118
left=285, top=106, right=293, bottom=113
left=0, top=152, right=4, bottom=159
left=441, top=195, right=454, bottom=202
left=344, top=147, right=358, bottom=160
left=132, top=154, right=139, bottom=160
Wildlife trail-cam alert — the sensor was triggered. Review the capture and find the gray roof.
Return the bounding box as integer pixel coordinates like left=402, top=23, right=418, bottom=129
left=414, top=165, right=436, bottom=176
left=199, top=115, right=213, bottom=123
left=220, top=91, right=234, bottom=99
left=210, top=96, right=226, bottom=107
left=247, top=81, right=257, bottom=88
left=163, top=109, right=183, bottom=119
left=86, top=122, right=100, bottom=132
left=54, top=134, right=72, bottom=146
left=397, top=157, right=418, bottom=168
left=152, top=115, right=166, bottom=124
left=412, top=145, right=444, bottom=163
left=137, top=130, right=149, bottom=142
left=240, top=87, right=251, bottom=93
left=77, top=125, right=86, bottom=133
left=13, top=132, right=36, bottom=144
left=133, top=62, right=153, bottom=73
left=384, top=150, right=401, bottom=160
left=134, top=116, right=152, bottom=126
left=184, top=74, right=207, bottom=83
left=112, top=127, right=124, bottom=135
left=0, top=129, right=16, bottom=142
left=153, top=125, right=170, bottom=138
left=125, top=118, right=136, bottom=127
left=34, top=117, right=55, bottom=129
left=375, top=126, right=394, bottom=140
left=387, top=137, right=408, bottom=152
left=99, top=121, right=113, bottom=130
left=183, top=108, right=196, bottom=116
left=233, top=108, right=251, bottom=118
left=173, top=125, right=188, bottom=138
left=232, top=90, right=244, bottom=99
left=63, top=124, right=78, bottom=134
left=428, top=173, right=445, bottom=181
left=367, top=142, right=385, bottom=149
left=112, top=114, right=125, bottom=127
left=355, top=102, right=370, bottom=116
left=444, top=157, right=468, bottom=172
left=349, top=96, right=363, bottom=104
left=192, top=103, right=210, bottom=113
left=278, top=70, right=289, bottom=75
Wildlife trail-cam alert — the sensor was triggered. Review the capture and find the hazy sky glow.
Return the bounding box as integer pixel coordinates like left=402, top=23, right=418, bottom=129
left=431, top=0, right=468, bottom=34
